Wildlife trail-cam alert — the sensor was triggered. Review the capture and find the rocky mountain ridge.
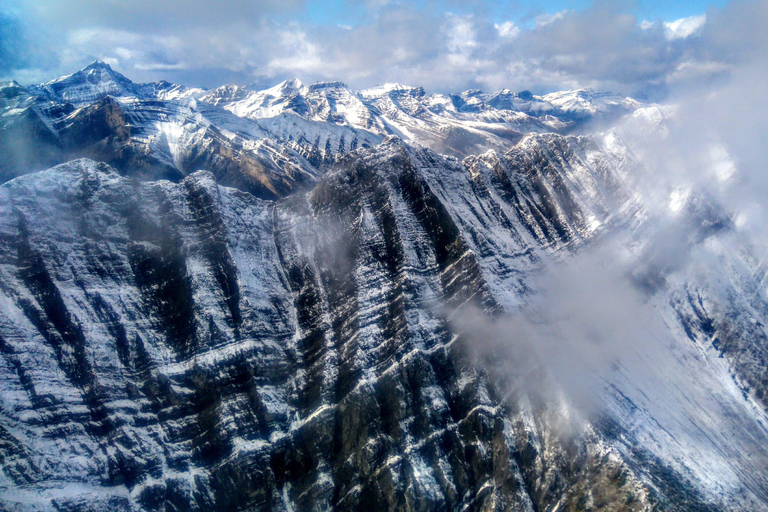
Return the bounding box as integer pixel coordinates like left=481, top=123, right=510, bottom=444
left=1, top=61, right=643, bottom=197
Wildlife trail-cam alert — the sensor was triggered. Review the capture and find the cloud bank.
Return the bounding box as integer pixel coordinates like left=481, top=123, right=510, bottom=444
left=0, top=0, right=765, bottom=98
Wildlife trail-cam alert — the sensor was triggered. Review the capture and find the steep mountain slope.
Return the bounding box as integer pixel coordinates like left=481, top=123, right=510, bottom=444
left=1, top=126, right=768, bottom=510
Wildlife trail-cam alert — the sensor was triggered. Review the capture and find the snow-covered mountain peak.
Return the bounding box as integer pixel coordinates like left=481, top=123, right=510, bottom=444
left=271, top=77, right=306, bottom=95
left=148, top=80, right=206, bottom=101
left=543, top=88, right=639, bottom=116
left=483, top=88, right=552, bottom=112
left=0, top=79, right=22, bottom=90
left=199, top=83, right=250, bottom=106
left=26, top=61, right=206, bottom=105
left=360, top=82, right=425, bottom=98
left=0, top=81, right=27, bottom=102
left=380, top=133, right=406, bottom=146
left=37, top=59, right=138, bottom=104
left=91, top=59, right=115, bottom=70
left=217, top=79, right=309, bottom=119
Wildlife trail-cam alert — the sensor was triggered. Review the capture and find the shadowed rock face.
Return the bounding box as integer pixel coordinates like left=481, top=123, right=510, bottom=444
left=1, top=132, right=768, bottom=511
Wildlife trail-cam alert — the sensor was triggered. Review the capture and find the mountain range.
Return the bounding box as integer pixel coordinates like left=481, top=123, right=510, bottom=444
left=0, top=61, right=640, bottom=197
left=1, top=62, right=767, bottom=511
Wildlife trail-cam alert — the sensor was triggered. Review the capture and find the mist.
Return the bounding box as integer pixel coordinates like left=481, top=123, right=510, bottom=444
left=448, top=235, right=656, bottom=418
left=446, top=0, right=768, bottom=435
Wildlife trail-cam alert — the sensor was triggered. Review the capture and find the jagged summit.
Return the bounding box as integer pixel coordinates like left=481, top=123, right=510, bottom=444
left=82, top=59, right=113, bottom=70
left=0, top=61, right=653, bottom=192
left=43, top=60, right=133, bottom=86
left=36, top=59, right=138, bottom=103
left=359, top=82, right=425, bottom=96
left=280, top=77, right=304, bottom=88
left=199, top=83, right=250, bottom=105
left=0, top=81, right=28, bottom=104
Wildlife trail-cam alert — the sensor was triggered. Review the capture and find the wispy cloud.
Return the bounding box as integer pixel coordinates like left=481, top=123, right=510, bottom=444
left=663, top=14, right=707, bottom=39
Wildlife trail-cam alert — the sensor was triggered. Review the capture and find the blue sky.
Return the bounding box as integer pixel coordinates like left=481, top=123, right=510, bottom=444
left=634, top=0, right=725, bottom=20
left=299, top=0, right=724, bottom=27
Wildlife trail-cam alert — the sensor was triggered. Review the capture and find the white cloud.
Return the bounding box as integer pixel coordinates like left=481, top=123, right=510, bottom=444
left=134, top=61, right=188, bottom=71
left=265, top=29, right=324, bottom=76
left=445, top=14, right=478, bottom=53
left=535, top=10, right=568, bottom=27
left=708, top=143, right=737, bottom=184
left=666, top=60, right=729, bottom=85
left=664, top=14, right=706, bottom=40
left=114, top=47, right=135, bottom=60
left=494, top=21, right=519, bottom=39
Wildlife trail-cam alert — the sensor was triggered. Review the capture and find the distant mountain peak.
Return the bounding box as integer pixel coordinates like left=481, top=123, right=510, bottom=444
left=280, top=77, right=304, bottom=89
left=200, top=83, right=250, bottom=105
left=84, top=59, right=113, bottom=70
left=34, top=60, right=137, bottom=104
left=54, top=59, right=131, bottom=84
left=0, top=80, right=23, bottom=92
left=44, top=60, right=133, bottom=85
left=360, top=83, right=423, bottom=97
left=307, top=81, right=348, bottom=92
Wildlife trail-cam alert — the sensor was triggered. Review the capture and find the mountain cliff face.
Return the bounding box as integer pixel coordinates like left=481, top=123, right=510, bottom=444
left=2, top=64, right=768, bottom=511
